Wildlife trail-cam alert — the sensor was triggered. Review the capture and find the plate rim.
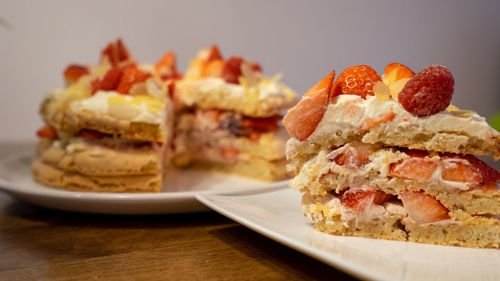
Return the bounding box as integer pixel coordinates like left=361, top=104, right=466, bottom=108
left=196, top=190, right=408, bottom=281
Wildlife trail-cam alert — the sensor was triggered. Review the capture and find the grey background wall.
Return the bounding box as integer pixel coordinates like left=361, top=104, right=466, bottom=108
left=1, top=0, right=499, bottom=142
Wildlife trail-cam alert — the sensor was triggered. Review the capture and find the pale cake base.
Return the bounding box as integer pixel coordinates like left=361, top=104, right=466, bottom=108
left=32, top=159, right=161, bottom=193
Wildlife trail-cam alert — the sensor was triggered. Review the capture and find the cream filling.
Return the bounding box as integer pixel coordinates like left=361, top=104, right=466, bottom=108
left=178, top=76, right=295, bottom=105
left=309, top=95, right=496, bottom=141
left=70, top=91, right=165, bottom=124
left=302, top=191, right=408, bottom=228
left=292, top=144, right=474, bottom=192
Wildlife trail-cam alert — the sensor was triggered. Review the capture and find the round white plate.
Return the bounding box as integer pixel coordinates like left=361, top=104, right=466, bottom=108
left=0, top=141, right=287, bottom=214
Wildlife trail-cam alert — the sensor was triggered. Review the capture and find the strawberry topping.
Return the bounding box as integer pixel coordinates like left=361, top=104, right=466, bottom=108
left=101, top=38, right=131, bottom=66
left=63, top=64, right=89, bottom=84
left=331, top=65, right=381, bottom=99
left=221, top=56, right=243, bottom=84
left=398, top=65, right=454, bottom=117
left=116, top=65, right=150, bottom=94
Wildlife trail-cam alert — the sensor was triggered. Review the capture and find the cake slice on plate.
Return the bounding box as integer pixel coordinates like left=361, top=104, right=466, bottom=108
left=33, top=39, right=179, bottom=192
left=283, top=63, right=500, bottom=248
left=174, top=45, right=297, bottom=181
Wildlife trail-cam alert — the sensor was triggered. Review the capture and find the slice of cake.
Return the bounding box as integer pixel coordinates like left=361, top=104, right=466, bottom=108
left=283, top=63, right=500, bottom=248
left=174, top=45, right=297, bottom=181
left=33, top=39, right=178, bottom=192
left=33, top=40, right=297, bottom=191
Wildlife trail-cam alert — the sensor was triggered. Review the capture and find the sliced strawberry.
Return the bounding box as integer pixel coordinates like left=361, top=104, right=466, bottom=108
left=441, top=158, right=482, bottom=185
left=283, top=70, right=335, bottom=141
left=36, top=125, right=58, bottom=139
left=242, top=116, right=280, bottom=132
left=390, top=157, right=438, bottom=181
left=341, top=189, right=375, bottom=213
left=441, top=154, right=499, bottom=186
left=249, top=62, right=262, bottom=73
left=116, top=65, right=150, bottom=94
left=340, top=188, right=392, bottom=213
left=330, top=142, right=373, bottom=168
left=207, top=45, right=223, bottom=61
left=399, top=191, right=450, bottom=224
left=101, top=38, right=131, bottom=66
left=202, top=59, right=225, bottom=78
left=154, top=51, right=177, bottom=78
left=79, top=129, right=104, bottom=139
left=330, top=65, right=381, bottom=99
left=382, top=63, right=415, bottom=86
left=63, top=64, right=89, bottom=84
left=97, top=66, right=123, bottom=92
left=221, top=56, right=243, bottom=84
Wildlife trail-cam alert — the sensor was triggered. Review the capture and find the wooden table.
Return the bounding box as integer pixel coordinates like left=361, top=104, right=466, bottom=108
left=0, top=192, right=360, bottom=280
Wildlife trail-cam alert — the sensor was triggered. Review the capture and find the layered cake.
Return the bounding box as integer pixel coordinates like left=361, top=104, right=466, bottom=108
left=173, top=45, right=296, bottom=181
left=34, top=39, right=180, bottom=192
left=283, top=63, right=500, bottom=248
left=33, top=40, right=296, bottom=192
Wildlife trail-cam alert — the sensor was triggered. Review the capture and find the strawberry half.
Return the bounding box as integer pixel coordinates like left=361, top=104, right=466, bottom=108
left=116, top=65, right=150, bottom=94
left=399, top=191, right=450, bottom=224
left=101, top=38, right=131, bottom=66
left=63, top=64, right=89, bottom=84
left=330, top=65, right=381, bottom=99
left=283, top=70, right=335, bottom=141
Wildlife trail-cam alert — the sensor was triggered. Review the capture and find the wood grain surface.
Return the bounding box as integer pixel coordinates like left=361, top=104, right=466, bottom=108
left=0, top=193, right=359, bottom=281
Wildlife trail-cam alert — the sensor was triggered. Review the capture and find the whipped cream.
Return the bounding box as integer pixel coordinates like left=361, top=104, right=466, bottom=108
left=310, top=95, right=496, bottom=141
left=70, top=91, right=165, bottom=124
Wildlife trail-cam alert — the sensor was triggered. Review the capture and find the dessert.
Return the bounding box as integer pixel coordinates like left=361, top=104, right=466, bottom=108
left=173, top=45, right=296, bottom=181
left=283, top=63, right=500, bottom=248
left=33, top=39, right=179, bottom=192
left=33, top=40, right=297, bottom=192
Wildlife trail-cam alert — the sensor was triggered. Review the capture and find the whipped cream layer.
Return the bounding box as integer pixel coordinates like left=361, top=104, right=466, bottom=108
left=310, top=95, right=495, bottom=142
left=70, top=91, right=165, bottom=124
left=177, top=76, right=296, bottom=114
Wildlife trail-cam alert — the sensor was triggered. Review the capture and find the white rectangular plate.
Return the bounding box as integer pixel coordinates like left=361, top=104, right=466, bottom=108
left=196, top=188, right=500, bottom=281
left=0, top=141, right=287, bottom=214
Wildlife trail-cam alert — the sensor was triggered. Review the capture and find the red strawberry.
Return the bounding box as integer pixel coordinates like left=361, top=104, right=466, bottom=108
left=283, top=70, right=335, bottom=141
left=390, top=157, right=438, bottom=181
left=116, top=65, right=150, bottom=94
left=96, top=66, right=123, bottom=92
left=63, top=64, right=89, bottom=84
left=398, top=65, right=454, bottom=117
left=207, top=45, right=223, bottom=61
left=36, top=125, right=58, bottom=139
left=101, top=38, right=131, bottom=66
left=341, top=189, right=376, bottom=213
left=341, top=189, right=393, bottom=213
left=441, top=154, right=500, bottom=185
left=221, top=56, right=243, bottom=84
left=399, top=191, right=450, bottom=224
left=330, top=142, right=373, bottom=168
left=330, top=65, right=381, bottom=99
left=154, top=51, right=177, bottom=78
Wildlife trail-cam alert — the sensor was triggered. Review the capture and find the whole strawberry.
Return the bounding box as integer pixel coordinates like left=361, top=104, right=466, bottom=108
left=398, top=65, right=454, bottom=117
